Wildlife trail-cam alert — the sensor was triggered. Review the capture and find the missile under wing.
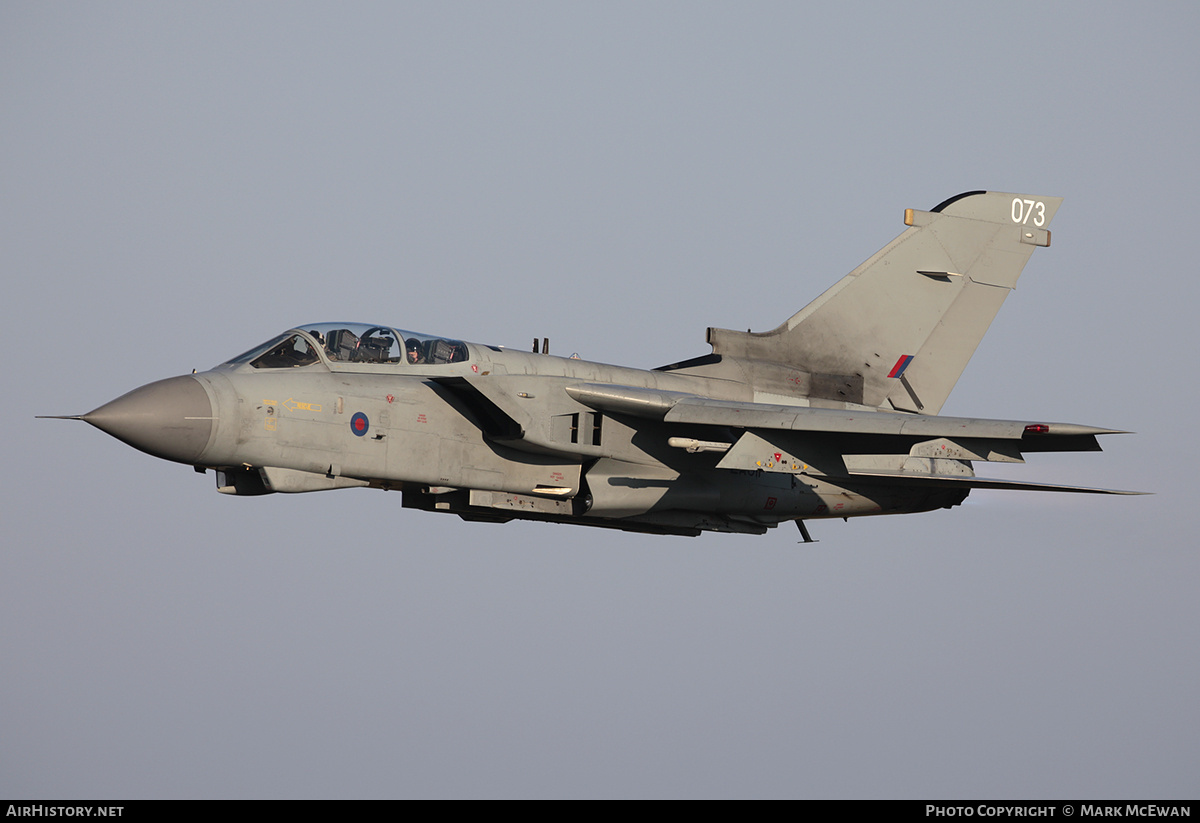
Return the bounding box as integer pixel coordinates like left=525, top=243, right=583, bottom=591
left=43, top=191, right=1141, bottom=538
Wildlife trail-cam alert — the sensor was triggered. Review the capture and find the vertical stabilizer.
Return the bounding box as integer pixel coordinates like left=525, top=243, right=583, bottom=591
left=705, top=191, right=1062, bottom=414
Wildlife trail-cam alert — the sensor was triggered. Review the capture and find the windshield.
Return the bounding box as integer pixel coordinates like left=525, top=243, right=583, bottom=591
left=223, top=333, right=323, bottom=369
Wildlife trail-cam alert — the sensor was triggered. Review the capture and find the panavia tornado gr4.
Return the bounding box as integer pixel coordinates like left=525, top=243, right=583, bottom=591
left=45, top=191, right=1138, bottom=539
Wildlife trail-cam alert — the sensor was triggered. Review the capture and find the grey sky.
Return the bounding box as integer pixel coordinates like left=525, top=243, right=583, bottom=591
left=2, top=1, right=1196, bottom=798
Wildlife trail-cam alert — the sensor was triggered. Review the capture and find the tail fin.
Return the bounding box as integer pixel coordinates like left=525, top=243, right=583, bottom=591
left=705, top=191, right=1062, bottom=414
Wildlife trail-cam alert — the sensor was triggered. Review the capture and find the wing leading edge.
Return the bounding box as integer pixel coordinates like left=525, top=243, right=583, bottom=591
left=564, top=383, right=1141, bottom=495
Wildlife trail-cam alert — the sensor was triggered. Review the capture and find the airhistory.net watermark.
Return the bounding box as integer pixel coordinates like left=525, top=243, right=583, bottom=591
left=6, top=807, right=123, bottom=817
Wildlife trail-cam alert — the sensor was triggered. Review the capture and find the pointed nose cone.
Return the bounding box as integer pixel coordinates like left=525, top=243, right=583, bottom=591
left=84, top=375, right=214, bottom=464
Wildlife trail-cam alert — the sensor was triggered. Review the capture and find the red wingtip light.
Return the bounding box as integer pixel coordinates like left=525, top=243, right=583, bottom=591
left=1024, top=424, right=1050, bottom=435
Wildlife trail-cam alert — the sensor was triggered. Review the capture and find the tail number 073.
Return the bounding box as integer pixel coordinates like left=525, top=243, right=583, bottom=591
left=1011, top=198, right=1046, bottom=226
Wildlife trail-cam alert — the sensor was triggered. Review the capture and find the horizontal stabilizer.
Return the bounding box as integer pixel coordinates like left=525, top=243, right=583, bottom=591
left=566, top=383, right=1125, bottom=444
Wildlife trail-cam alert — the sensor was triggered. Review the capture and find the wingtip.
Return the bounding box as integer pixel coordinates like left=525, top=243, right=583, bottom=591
left=1033, top=423, right=1135, bottom=437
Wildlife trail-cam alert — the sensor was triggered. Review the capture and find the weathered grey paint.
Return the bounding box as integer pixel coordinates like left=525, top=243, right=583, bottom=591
left=46, top=192, right=1140, bottom=538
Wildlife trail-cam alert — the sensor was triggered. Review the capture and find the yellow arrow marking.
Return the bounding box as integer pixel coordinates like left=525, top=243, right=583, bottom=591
left=283, top=397, right=323, bottom=412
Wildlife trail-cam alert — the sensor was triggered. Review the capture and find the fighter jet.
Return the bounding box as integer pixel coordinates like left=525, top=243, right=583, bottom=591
left=44, top=191, right=1139, bottom=538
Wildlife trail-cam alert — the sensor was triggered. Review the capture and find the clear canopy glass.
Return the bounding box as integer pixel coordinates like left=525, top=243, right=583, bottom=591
left=223, top=323, right=470, bottom=369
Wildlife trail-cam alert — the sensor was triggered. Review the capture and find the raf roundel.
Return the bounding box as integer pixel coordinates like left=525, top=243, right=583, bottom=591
left=350, top=412, right=369, bottom=437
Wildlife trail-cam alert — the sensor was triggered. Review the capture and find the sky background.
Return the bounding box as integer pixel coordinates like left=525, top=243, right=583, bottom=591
left=2, top=1, right=1197, bottom=799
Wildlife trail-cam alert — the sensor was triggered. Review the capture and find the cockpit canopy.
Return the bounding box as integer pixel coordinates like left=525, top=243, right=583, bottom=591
left=224, top=323, right=470, bottom=369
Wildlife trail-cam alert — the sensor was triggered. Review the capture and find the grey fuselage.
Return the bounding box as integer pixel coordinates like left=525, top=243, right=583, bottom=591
left=109, top=326, right=959, bottom=537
